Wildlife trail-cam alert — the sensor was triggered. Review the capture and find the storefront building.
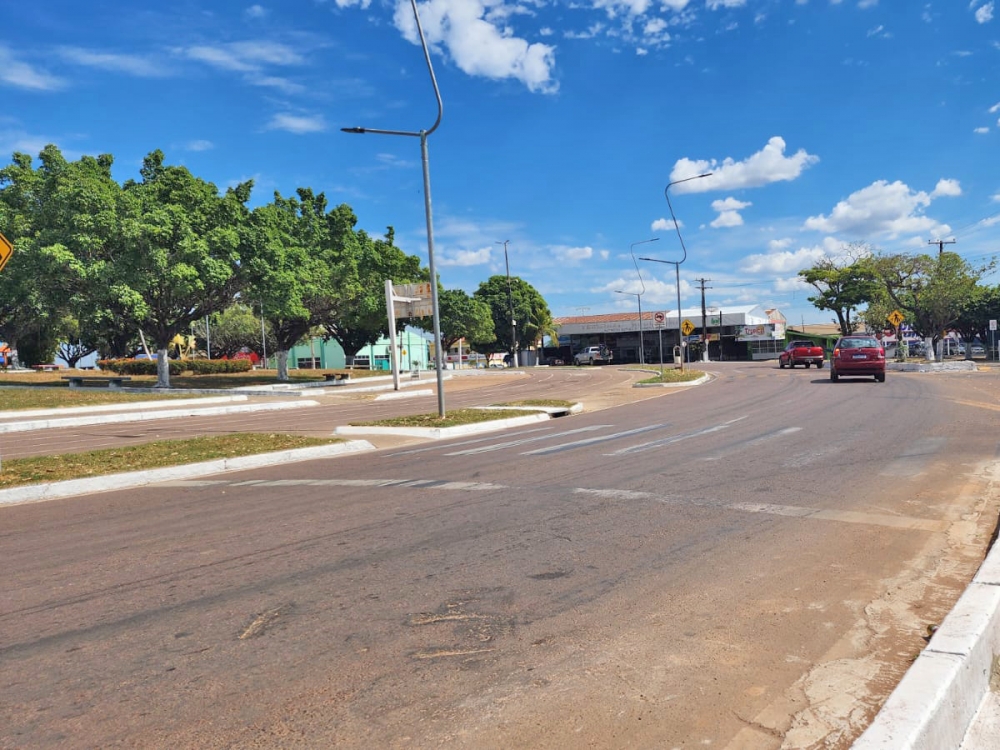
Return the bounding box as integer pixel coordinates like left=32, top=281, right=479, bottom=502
left=553, top=305, right=788, bottom=363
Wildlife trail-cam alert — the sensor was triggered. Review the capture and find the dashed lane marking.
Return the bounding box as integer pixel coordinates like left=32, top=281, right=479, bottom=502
left=520, top=423, right=670, bottom=456
left=606, top=416, right=747, bottom=456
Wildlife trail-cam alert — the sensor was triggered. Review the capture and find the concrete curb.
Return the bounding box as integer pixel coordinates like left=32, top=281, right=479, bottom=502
left=0, top=395, right=249, bottom=421
left=852, top=540, right=1000, bottom=749
left=0, top=440, right=376, bottom=508
left=0, top=399, right=321, bottom=434
left=887, top=361, right=978, bottom=373
left=334, top=412, right=552, bottom=439
left=633, top=372, right=713, bottom=388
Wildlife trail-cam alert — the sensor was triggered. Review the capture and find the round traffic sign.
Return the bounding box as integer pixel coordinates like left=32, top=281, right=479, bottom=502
left=653, top=311, right=665, bottom=324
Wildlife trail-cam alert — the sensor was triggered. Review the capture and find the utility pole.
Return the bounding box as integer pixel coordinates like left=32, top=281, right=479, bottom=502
left=496, top=240, right=517, bottom=367
left=697, top=278, right=712, bottom=362
left=929, top=238, right=955, bottom=256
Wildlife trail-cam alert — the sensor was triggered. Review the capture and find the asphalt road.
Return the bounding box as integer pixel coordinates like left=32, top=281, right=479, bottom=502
left=3, top=363, right=1000, bottom=749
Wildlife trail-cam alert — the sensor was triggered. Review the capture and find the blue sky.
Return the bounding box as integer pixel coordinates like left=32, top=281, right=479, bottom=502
left=2, top=0, right=999, bottom=325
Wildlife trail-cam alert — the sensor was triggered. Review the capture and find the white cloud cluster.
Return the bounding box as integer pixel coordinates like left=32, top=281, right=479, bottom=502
left=651, top=217, right=683, bottom=232
left=975, top=2, right=994, bottom=23
left=395, top=0, right=558, bottom=93
left=265, top=113, right=327, bottom=133
left=439, top=246, right=492, bottom=266
left=553, top=244, right=595, bottom=261
left=56, top=47, right=169, bottom=78
left=803, top=179, right=958, bottom=238
left=669, top=136, right=820, bottom=193
left=0, top=45, right=64, bottom=91
left=739, top=236, right=840, bottom=274
left=710, top=196, right=752, bottom=228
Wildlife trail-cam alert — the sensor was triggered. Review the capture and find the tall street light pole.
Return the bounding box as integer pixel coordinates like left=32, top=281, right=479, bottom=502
left=614, top=290, right=642, bottom=363
left=496, top=240, right=517, bottom=367
left=628, top=237, right=659, bottom=365
left=342, top=0, right=446, bottom=416
left=640, top=172, right=713, bottom=372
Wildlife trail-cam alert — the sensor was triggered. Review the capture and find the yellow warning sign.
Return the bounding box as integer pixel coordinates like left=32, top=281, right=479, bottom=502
left=681, top=319, right=695, bottom=336
left=0, top=232, right=12, bottom=273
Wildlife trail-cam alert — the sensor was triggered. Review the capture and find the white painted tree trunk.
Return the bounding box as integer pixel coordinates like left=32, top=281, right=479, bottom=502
left=924, top=336, right=936, bottom=362
left=277, top=350, right=289, bottom=381
left=156, top=348, right=171, bottom=387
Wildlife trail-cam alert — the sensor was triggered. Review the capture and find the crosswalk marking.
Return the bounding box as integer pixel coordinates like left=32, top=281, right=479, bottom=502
left=606, top=417, right=747, bottom=456
left=521, top=423, right=670, bottom=456
left=444, top=425, right=610, bottom=456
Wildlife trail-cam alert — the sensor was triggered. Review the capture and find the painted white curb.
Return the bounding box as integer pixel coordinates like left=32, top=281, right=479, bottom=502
left=0, top=395, right=248, bottom=420
left=0, top=440, right=376, bottom=508
left=633, top=372, right=713, bottom=388
left=335, top=412, right=551, bottom=439
left=852, top=541, right=1000, bottom=749
left=0, top=399, right=320, bottom=434
left=375, top=389, right=434, bottom=400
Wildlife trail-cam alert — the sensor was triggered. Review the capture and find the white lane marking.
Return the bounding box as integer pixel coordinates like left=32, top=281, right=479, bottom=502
left=388, top=426, right=555, bottom=456
left=521, top=424, right=670, bottom=456
left=445, top=425, right=610, bottom=456
left=606, top=417, right=747, bottom=456
left=702, top=427, right=802, bottom=461
left=729, top=502, right=946, bottom=532
left=573, top=488, right=657, bottom=501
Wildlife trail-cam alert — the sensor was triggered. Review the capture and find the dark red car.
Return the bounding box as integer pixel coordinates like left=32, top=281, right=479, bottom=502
left=830, top=335, right=886, bottom=382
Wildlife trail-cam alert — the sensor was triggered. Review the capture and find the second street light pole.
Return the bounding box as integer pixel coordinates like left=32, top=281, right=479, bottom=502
left=342, top=0, right=446, bottom=416
left=628, top=237, right=659, bottom=366
left=640, top=172, right=713, bottom=373
left=497, top=240, right=517, bottom=367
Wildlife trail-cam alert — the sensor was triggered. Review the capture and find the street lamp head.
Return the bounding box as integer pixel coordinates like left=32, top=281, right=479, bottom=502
left=341, top=127, right=366, bottom=134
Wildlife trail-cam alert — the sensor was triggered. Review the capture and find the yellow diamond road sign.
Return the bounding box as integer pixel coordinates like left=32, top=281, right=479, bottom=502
left=888, top=309, right=904, bottom=327
left=0, top=232, right=12, bottom=273
left=681, top=319, right=695, bottom=336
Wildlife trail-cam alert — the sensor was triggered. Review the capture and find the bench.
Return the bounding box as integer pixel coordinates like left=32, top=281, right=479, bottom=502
left=62, top=376, right=132, bottom=389
left=323, top=373, right=350, bottom=384
left=32, top=364, right=61, bottom=371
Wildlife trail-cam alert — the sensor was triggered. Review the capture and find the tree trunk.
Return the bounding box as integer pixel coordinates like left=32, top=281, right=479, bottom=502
left=277, top=349, right=289, bottom=381
left=924, top=336, right=936, bottom=362
left=156, top=348, right=171, bottom=387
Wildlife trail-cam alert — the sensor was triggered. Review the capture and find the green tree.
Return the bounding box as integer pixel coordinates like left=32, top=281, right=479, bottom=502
left=113, top=150, right=256, bottom=386
left=868, top=251, right=987, bottom=360
left=321, top=221, right=427, bottom=362
left=417, top=288, right=495, bottom=352
left=471, top=276, right=553, bottom=358
left=0, top=148, right=86, bottom=367
left=953, top=285, right=1000, bottom=360
left=200, top=303, right=275, bottom=360
left=249, top=191, right=357, bottom=379
left=799, top=248, right=878, bottom=337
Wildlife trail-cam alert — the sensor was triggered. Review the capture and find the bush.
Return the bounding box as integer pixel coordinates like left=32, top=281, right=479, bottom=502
left=97, top=358, right=254, bottom=375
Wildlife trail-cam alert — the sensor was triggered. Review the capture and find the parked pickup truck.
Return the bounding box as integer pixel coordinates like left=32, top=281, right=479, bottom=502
left=574, top=345, right=613, bottom=366
left=778, top=340, right=825, bottom=369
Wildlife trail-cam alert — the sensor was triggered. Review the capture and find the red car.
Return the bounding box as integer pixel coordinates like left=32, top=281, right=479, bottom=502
left=830, top=335, right=886, bottom=383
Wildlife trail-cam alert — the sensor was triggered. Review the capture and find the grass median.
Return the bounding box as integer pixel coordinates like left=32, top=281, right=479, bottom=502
left=0, top=434, right=341, bottom=490
left=635, top=368, right=706, bottom=385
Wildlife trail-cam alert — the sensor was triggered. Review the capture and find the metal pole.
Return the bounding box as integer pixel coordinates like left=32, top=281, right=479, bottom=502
left=658, top=329, right=663, bottom=371
left=498, top=240, right=517, bottom=367
left=640, top=172, right=713, bottom=374
left=260, top=303, right=267, bottom=368
left=340, top=0, right=445, bottom=415
left=629, top=238, right=658, bottom=366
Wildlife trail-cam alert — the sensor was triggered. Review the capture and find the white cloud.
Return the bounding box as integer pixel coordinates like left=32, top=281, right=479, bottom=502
left=554, top=245, right=594, bottom=261
left=669, top=136, right=819, bottom=193
left=246, top=4, right=268, bottom=18
left=931, top=178, right=962, bottom=197
left=707, top=0, right=747, bottom=8
left=0, top=45, right=64, bottom=91
left=394, top=0, right=558, bottom=94
left=265, top=113, right=327, bottom=133
left=651, top=217, right=684, bottom=232
left=803, top=179, right=952, bottom=238
left=439, top=246, right=491, bottom=266
left=710, top=196, right=752, bottom=228
left=768, top=238, right=793, bottom=252
left=539, top=27, right=554, bottom=36
left=992, top=193, right=1000, bottom=202
left=858, top=0, right=878, bottom=8
left=185, top=140, right=215, bottom=151
left=975, top=2, right=994, bottom=23
left=180, top=41, right=303, bottom=72
left=56, top=47, right=170, bottom=77
left=740, top=239, right=836, bottom=274
left=975, top=126, right=990, bottom=134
